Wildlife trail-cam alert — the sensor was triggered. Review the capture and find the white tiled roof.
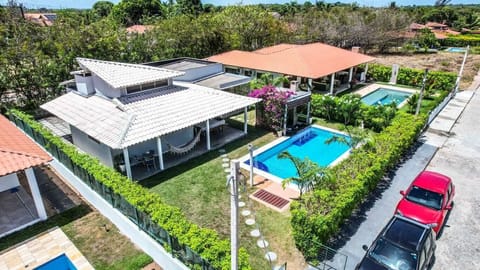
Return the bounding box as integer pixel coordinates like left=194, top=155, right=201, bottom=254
left=76, top=58, right=185, bottom=89
left=41, top=83, right=260, bottom=149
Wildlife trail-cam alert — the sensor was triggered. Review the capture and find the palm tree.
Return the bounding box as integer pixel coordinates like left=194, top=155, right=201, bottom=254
left=325, top=125, right=373, bottom=150
left=277, top=151, right=333, bottom=199
left=250, top=73, right=289, bottom=89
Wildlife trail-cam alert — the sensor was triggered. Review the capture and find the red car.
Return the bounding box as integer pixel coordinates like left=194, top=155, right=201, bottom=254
left=395, top=171, right=455, bottom=234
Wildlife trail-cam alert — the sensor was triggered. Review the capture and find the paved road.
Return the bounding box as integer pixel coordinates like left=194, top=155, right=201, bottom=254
left=426, top=90, right=480, bottom=269
left=323, top=88, right=477, bottom=270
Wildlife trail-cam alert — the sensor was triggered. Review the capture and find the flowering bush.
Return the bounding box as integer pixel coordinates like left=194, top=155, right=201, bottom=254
left=248, top=86, right=294, bottom=131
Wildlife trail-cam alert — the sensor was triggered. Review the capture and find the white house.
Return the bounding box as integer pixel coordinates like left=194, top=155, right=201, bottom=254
left=41, top=58, right=260, bottom=180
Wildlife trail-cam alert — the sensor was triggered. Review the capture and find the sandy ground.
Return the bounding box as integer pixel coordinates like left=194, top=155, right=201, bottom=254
left=372, top=52, right=480, bottom=90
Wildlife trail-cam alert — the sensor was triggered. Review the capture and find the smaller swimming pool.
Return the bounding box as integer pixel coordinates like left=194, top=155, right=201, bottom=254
left=34, top=254, right=77, bottom=270
left=361, top=88, right=412, bottom=106
left=445, top=47, right=466, bottom=53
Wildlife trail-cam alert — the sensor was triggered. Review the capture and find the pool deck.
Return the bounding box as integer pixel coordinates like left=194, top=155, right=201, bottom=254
left=0, top=227, right=93, bottom=270
left=354, top=83, right=418, bottom=97
left=249, top=175, right=299, bottom=212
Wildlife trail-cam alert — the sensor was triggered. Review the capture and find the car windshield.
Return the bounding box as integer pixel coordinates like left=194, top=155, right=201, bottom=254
left=406, top=185, right=443, bottom=210
left=369, top=238, right=417, bottom=270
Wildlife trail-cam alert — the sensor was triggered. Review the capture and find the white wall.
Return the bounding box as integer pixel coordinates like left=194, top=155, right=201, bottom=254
left=0, top=173, right=19, bottom=192
left=71, top=126, right=114, bottom=167
left=176, top=63, right=223, bottom=82
left=161, top=127, right=194, bottom=151
left=92, top=74, right=123, bottom=98
left=50, top=159, right=189, bottom=270
left=74, top=74, right=94, bottom=95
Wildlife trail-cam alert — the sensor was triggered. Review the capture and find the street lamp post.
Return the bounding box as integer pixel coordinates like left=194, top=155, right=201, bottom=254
left=248, top=144, right=254, bottom=187
left=228, top=160, right=240, bottom=270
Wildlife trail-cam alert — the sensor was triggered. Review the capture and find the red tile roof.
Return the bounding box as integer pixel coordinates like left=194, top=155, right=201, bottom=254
left=125, top=25, right=154, bottom=34
left=0, top=115, right=51, bottom=177
left=206, top=42, right=375, bottom=79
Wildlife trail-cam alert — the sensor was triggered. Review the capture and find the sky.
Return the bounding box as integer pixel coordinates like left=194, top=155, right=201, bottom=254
left=0, top=0, right=477, bottom=9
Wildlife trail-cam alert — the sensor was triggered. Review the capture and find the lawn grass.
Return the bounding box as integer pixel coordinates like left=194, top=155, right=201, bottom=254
left=141, top=109, right=308, bottom=269
left=0, top=204, right=152, bottom=270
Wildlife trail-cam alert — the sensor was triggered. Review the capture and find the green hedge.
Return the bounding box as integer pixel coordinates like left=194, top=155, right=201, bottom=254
left=366, top=64, right=456, bottom=92
left=8, top=110, right=251, bottom=270
left=290, top=111, right=427, bottom=258
left=440, top=35, right=480, bottom=47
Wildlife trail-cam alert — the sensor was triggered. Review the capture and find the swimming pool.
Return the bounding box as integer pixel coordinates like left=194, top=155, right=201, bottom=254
left=361, top=88, right=412, bottom=106
left=34, top=254, right=77, bottom=270
left=244, top=126, right=351, bottom=180
left=445, top=47, right=466, bottom=53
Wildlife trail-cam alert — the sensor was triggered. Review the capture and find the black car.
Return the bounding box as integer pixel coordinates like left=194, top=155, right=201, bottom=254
left=356, top=215, right=436, bottom=270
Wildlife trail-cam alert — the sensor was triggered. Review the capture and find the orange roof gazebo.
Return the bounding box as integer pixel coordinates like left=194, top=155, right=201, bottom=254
left=206, top=42, right=375, bottom=80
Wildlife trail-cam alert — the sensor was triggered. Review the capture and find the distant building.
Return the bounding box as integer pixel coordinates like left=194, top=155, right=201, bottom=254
left=24, top=13, right=56, bottom=26
left=125, top=25, right=154, bottom=34
left=408, top=22, right=460, bottom=40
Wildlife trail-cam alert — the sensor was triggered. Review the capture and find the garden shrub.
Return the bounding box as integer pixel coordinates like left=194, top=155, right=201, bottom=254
left=8, top=110, right=251, bottom=270
left=366, top=64, right=456, bottom=92
left=440, top=34, right=480, bottom=47
left=290, top=111, right=427, bottom=259
left=311, top=93, right=397, bottom=132
left=248, top=86, right=293, bottom=131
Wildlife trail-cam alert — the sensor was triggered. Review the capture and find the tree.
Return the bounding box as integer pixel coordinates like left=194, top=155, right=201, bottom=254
left=111, top=0, right=163, bottom=26
left=415, top=28, right=440, bottom=49
left=337, top=94, right=363, bottom=125
left=435, top=0, right=452, bottom=7
left=277, top=151, right=333, bottom=199
left=325, top=125, right=373, bottom=150
left=249, top=73, right=289, bottom=89
left=248, top=86, right=293, bottom=132
left=176, top=0, right=202, bottom=15
left=92, top=1, right=114, bottom=18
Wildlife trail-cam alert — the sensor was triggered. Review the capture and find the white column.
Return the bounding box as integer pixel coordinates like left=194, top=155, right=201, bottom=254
left=229, top=160, right=240, bottom=270
left=283, top=104, right=288, bottom=136
left=364, top=63, right=369, bottom=81
left=156, top=137, right=164, bottom=170
left=206, top=120, right=211, bottom=150
left=243, top=107, right=248, bottom=134
left=330, top=73, right=335, bottom=95
left=293, top=107, right=298, bottom=126
left=123, top=148, right=132, bottom=180
left=348, top=67, right=354, bottom=82
left=296, top=76, right=301, bottom=84
left=307, top=78, right=313, bottom=92
left=306, top=101, right=311, bottom=124
left=25, top=168, right=47, bottom=220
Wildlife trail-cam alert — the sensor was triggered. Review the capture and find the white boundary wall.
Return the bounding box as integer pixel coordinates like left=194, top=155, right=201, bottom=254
left=50, top=159, right=189, bottom=270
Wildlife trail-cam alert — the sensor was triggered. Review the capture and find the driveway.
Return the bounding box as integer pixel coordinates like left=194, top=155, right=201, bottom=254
left=326, top=88, right=478, bottom=270
left=426, top=90, right=480, bottom=269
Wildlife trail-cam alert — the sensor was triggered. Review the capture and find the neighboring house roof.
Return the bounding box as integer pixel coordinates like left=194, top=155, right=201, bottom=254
left=426, top=22, right=447, bottom=28
left=409, top=23, right=427, bottom=31
left=24, top=13, right=56, bottom=26
left=0, top=115, right=52, bottom=177
left=125, top=25, right=154, bottom=34
left=41, top=82, right=260, bottom=149
left=206, top=42, right=375, bottom=79
left=76, top=58, right=185, bottom=89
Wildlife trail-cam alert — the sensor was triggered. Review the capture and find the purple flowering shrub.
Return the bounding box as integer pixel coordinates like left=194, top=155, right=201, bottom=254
left=248, top=86, right=294, bottom=131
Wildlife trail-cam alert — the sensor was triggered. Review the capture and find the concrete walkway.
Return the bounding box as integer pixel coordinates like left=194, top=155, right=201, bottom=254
left=324, top=80, right=478, bottom=269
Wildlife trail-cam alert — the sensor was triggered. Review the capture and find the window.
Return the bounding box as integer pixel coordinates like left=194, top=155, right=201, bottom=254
left=88, top=135, right=100, bottom=144
left=244, top=69, right=253, bottom=77
left=226, top=67, right=240, bottom=74
left=126, top=85, right=142, bottom=94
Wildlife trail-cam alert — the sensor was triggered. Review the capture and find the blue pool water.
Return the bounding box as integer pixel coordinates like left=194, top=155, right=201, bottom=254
left=361, top=88, right=412, bottom=106
left=34, top=254, right=77, bottom=270
left=445, top=47, right=466, bottom=53
left=245, top=127, right=350, bottom=179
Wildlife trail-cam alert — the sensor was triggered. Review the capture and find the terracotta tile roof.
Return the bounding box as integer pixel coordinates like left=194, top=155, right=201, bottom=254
left=206, top=42, right=375, bottom=79
left=409, top=23, right=426, bottom=30
left=426, top=22, right=447, bottom=28
left=125, top=25, right=154, bottom=34
left=0, top=114, right=51, bottom=177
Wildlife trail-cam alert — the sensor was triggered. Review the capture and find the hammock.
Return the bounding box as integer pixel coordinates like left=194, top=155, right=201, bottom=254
left=167, top=130, right=202, bottom=155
